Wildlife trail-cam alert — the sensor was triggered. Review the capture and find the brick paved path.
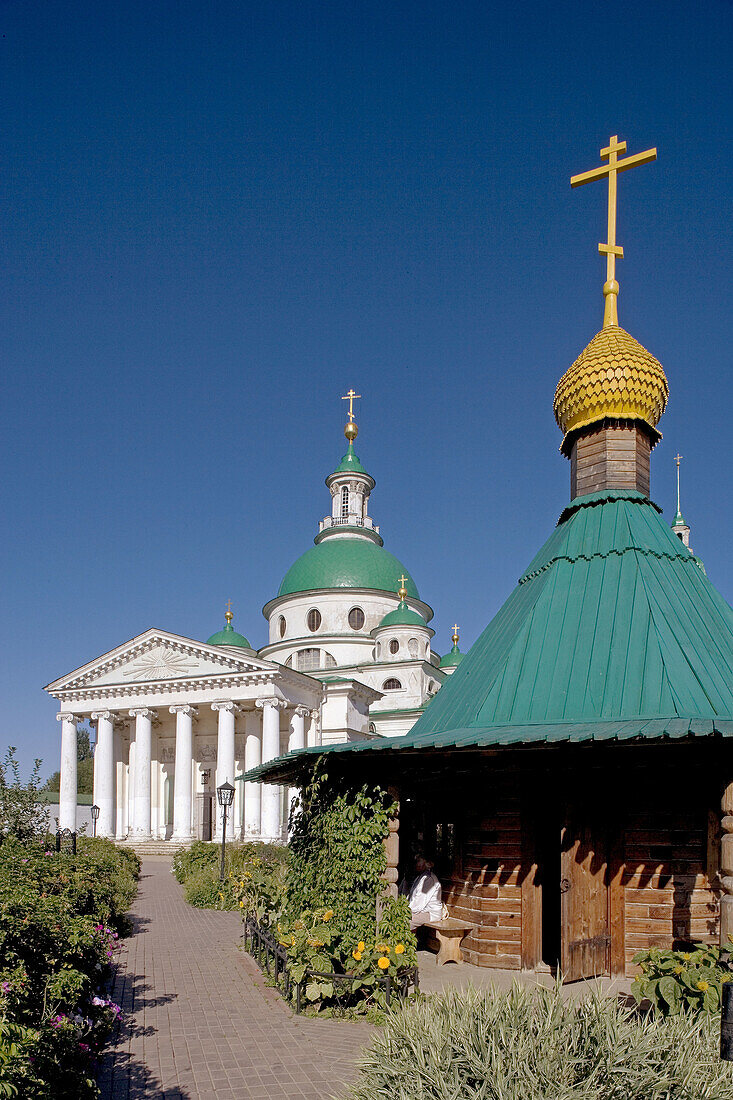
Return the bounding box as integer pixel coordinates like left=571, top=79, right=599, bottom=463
left=99, top=859, right=372, bottom=1099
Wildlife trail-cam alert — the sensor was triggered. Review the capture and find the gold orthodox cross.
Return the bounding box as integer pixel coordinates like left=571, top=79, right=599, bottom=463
left=341, top=389, right=361, bottom=421
left=571, top=135, right=657, bottom=326
left=452, top=623, right=460, bottom=644
left=226, top=599, right=232, bottom=614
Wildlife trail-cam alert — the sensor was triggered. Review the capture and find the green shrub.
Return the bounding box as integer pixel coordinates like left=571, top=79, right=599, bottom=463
left=183, top=865, right=236, bottom=910
left=176, top=841, right=289, bottom=913
left=0, top=836, right=134, bottom=1096
left=172, top=840, right=218, bottom=884
left=286, top=759, right=397, bottom=948
left=343, top=982, right=733, bottom=1100
left=632, top=942, right=728, bottom=1015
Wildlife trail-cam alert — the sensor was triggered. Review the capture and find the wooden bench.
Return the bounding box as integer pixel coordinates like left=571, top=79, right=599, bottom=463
left=421, top=918, right=474, bottom=965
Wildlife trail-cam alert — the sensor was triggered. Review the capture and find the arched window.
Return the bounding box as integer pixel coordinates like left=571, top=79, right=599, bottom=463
left=297, top=648, right=320, bottom=671
left=340, top=485, right=349, bottom=519
left=278, top=615, right=286, bottom=638
left=323, top=651, right=337, bottom=669
left=389, top=639, right=399, bottom=655
left=307, top=608, right=321, bottom=632
left=368, top=722, right=377, bottom=734
left=284, top=655, right=293, bottom=667
left=348, top=607, right=365, bottom=630
left=382, top=678, right=402, bottom=691
left=408, top=638, right=419, bottom=658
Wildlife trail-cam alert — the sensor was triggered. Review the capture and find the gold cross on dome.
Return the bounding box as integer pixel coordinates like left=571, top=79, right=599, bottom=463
left=571, top=134, right=657, bottom=327
left=225, top=599, right=233, bottom=623
left=341, top=389, right=361, bottom=421
left=674, top=453, right=683, bottom=468
left=397, top=575, right=408, bottom=598
left=452, top=624, right=460, bottom=644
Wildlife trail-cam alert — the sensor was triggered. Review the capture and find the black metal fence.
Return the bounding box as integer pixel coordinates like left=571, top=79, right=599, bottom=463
left=242, top=914, right=419, bottom=1014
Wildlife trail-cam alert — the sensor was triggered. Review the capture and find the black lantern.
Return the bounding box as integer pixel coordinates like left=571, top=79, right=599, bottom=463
left=90, top=804, right=100, bottom=838
left=217, top=781, right=236, bottom=881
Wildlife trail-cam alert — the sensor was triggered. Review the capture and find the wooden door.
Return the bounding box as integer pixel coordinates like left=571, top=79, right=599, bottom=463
left=560, top=808, right=610, bottom=981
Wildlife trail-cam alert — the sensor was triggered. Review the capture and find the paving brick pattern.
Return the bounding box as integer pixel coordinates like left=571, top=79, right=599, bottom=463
left=98, top=859, right=372, bottom=1099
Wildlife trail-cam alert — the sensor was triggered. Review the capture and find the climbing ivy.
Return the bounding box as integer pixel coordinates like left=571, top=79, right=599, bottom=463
left=285, top=758, right=397, bottom=948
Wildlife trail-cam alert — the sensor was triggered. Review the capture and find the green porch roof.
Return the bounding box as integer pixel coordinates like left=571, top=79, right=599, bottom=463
left=242, top=489, right=733, bottom=785
left=238, top=716, right=733, bottom=784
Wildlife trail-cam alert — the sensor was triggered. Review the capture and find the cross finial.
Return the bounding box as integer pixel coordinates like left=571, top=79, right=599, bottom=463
left=674, top=454, right=683, bottom=515
left=571, top=135, right=657, bottom=327
left=341, top=389, right=361, bottom=421
left=452, top=623, right=460, bottom=646
left=397, top=575, right=408, bottom=600
left=225, top=599, right=233, bottom=624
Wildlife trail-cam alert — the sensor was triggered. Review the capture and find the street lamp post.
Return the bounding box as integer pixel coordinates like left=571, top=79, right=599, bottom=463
left=90, top=804, right=100, bottom=838
left=217, top=781, right=235, bottom=882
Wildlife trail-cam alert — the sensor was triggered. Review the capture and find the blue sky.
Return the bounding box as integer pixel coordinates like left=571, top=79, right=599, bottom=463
left=1, top=0, right=731, bottom=776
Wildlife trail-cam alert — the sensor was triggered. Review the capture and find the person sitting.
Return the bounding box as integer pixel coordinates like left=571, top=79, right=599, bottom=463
left=404, top=853, right=442, bottom=930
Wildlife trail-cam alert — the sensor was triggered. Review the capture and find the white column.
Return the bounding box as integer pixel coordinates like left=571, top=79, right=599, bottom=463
left=170, top=705, right=197, bottom=842
left=212, top=702, right=240, bottom=839
left=287, top=706, right=310, bottom=832
left=129, top=708, right=156, bottom=841
left=256, top=698, right=284, bottom=841
left=288, top=706, right=309, bottom=753
left=244, top=709, right=262, bottom=838
left=56, top=713, right=80, bottom=833
left=91, top=711, right=116, bottom=838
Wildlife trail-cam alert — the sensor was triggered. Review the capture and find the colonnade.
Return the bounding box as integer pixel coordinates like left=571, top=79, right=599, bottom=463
left=56, top=697, right=315, bottom=843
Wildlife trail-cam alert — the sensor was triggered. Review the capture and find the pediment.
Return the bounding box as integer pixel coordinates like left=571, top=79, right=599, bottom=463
left=46, top=628, right=278, bottom=693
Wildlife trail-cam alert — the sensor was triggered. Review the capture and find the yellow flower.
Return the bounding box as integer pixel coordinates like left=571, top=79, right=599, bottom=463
left=352, top=950, right=362, bottom=961
left=697, top=980, right=709, bottom=991
left=395, top=944, right=405, bottom=955
left=218, top=892, right=224, bottom=899
left=323, top=910, right=334, bottom=922
left=674, top=965, right=683, bottom=974
left=239, top=900, right=245, bottom=908
left=377, top=956, right=390, bottom=970
left=357, top=942, right=365, bottom=952
left=682, top=953, right=691, bottom=961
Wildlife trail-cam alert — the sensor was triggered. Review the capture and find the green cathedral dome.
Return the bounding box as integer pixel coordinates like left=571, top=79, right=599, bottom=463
left=439, top=644, right=464, bottom=669
left=278, top=537, right=419, bottom=599
left=378, top=600, right=426, bottom=629
left=206, top=620, right=251, bottom=648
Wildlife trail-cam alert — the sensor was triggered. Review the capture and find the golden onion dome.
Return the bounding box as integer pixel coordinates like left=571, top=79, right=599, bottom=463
left=554, top=325, right=669, bottom=439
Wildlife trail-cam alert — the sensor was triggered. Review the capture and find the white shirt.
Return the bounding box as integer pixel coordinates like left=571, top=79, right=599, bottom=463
left=408, top=871, right=442, bottom=921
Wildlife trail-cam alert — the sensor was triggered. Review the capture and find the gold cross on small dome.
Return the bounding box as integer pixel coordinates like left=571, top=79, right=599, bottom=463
left=341, top=389, right=361, bottom=421
left=571, top=135, right=657, bottom=327
left=397, top=575, right=408, bottom=600
left=452, top=624, right=460, bottom=645
left=225, top=599, right=233, bottom=624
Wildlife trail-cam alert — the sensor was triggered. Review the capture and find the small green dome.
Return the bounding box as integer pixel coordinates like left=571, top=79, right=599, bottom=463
left=378, top=600, right=427, bottom=629
left=331, top=442, right=368, bottom=475
left=206, top=621, right=251, bottom=648
left=278, top=537, right=419, bottom=599
left=439, top=644, right=464, bottom=669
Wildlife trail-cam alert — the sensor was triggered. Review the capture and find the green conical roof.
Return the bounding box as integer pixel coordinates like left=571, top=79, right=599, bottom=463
left=411, top=490, right=733, bottom=738
left=206, top=621, right=251, bottom=648
left=378, top=600, right=426, bottom=629
left=331, top=442, right=368, bottom=475
left=440, top=643, right=464, bottom=669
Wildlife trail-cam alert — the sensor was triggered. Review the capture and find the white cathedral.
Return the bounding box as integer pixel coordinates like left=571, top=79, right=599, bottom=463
left=45, top=400, right=464, bottom=846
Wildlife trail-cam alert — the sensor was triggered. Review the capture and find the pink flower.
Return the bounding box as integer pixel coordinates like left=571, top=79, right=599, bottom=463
left=1, top=982, right=11, bottom=994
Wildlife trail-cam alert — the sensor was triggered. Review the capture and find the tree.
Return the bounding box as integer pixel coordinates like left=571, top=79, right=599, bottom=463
left=43, top=725, right=94, bottom=794
left=0, top=747, right=49, bottom=839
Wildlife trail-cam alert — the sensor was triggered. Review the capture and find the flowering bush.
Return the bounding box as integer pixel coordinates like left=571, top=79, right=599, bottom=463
left=632, top=942, right=729, bottom=1015
left=0, top=836, right=136, bottom=1096
left=265, top=897, right=417, bottom=1016
left=175, top=841, right=288, bottom=915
